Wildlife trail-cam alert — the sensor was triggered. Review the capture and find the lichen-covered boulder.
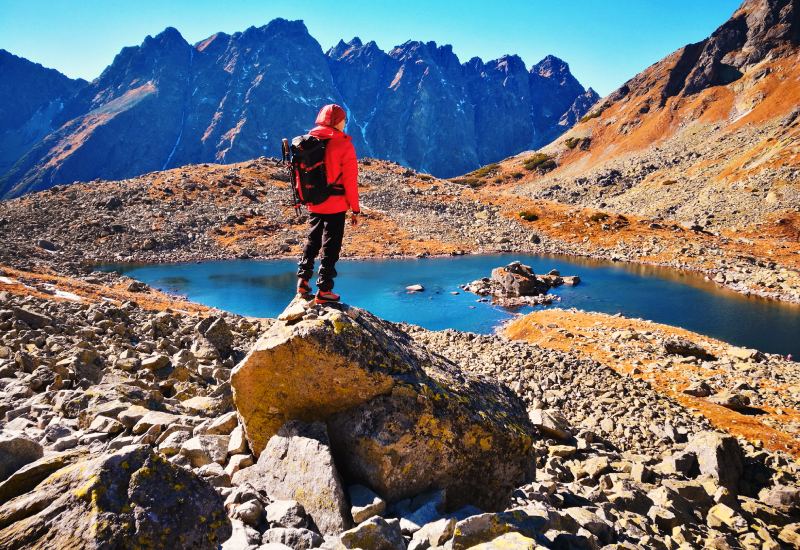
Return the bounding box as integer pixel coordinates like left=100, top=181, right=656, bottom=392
left=0, top=444, right=231, bottom=549
left=231, top=301, right=534, bottom=511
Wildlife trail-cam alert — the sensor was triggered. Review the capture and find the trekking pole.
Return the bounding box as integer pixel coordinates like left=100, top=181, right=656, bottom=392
left=282, top=138, right=300, bottom=219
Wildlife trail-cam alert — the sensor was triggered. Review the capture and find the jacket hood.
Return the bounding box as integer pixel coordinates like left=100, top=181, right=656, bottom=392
left=309, top=125, right=350, bottom=140
left=315, top=103, right=346, bottom=127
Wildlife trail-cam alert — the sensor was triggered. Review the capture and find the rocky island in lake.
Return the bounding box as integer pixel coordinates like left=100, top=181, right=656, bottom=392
left=463, top=261, right=580, bottom=307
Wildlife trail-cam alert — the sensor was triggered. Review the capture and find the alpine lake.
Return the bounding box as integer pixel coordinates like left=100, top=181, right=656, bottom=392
left=102, top=254, right=800, bottom=357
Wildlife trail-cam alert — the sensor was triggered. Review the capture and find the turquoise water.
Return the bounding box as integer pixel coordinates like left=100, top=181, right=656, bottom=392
left=103, top=255, right=800, bottom=356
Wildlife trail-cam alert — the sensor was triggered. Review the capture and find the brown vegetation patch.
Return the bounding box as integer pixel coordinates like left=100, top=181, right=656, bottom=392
left=504, top=309, right=800, bottom=458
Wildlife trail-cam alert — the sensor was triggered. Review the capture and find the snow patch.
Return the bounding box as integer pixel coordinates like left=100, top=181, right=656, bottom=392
left=55, top=290, right=83, bottom=302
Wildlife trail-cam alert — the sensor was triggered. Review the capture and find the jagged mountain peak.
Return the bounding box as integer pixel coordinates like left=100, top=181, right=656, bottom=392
left=492, top=54, right=527, bottom=73
left=229, top=19, right=313, bottom=46
left=260, top=18, right=310, bottom=36
left=389, top=40, right=462, bottom=70
left=327, top=37, right=378, bottom=60
left=143, top=26, right=189, bottom=50
left=532, top=55, right=571, bottom=76
left=327, top=39, right=350, bottom=58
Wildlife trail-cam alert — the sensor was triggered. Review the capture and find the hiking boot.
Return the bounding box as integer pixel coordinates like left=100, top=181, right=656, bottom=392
left=297, top=278, right=312, bottom=298
left=315, top=290, right=340, bottom=304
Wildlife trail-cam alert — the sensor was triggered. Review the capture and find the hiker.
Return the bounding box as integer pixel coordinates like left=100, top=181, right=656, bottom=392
left=296, top=104, right=360, bottom=304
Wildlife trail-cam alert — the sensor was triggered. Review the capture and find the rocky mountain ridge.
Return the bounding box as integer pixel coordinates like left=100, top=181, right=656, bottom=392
left=0, top=20, right=596, bottom=198
left=488, top=0, right=799, bottom=232
left=0, top=49, right=86, bottom=177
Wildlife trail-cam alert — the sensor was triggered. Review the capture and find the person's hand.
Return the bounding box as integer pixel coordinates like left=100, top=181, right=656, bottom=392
left=350, top=212, right=359, bottom=226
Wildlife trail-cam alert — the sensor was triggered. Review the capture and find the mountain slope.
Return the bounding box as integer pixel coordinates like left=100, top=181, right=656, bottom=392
left=0, top=50, right=86, bottom=187
left=0, top=22, right=595, bottom=198
left=494, top=0, right=799, bottom=230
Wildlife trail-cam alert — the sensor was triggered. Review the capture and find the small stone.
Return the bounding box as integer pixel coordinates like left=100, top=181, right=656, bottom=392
left=708, top=391, right=751, bottom=411
left=118, top=405, right=149, bottom=428
left=529, top=408, right=571, bottom=439
left=203, top=411, right=238, bottom=435
left=548, top=445, right=576, bottom=458
left=277, top=297, right=310, bottom=323
left=180, top=435, right=230, bottom=467
left=36, top=239, right=58, bottom=251
left=467, top=532, right=538, bottom=549
left=779, top=523, right=800, bottom=547
left=141, top=354, right=170, bottom=371
left=582, top=456, right=611, bottom=479
left=197, top=462, right=232, bottom=488
left=261, top=527, right=324, bottom=550
left=707, top=503, right=748, bottom=533
left=408, top=517, right=456, bottom=550
left=225, top=454, right=254, bottom=477
left=685, top=431, right=743, bottom=491
left=339, top=516, right=405, bottom=550
left=158, top=430, right=192, bottom=457
left=88, top=416, right=125, bottom=435
left=658, top=449, right=698, bottom=477
left=683, top=380, right=714, bottom=397
left=11, top=307, right=53, bottom=329
left=266, top=500, right=310, bottom=529
left=233, top=499, right=264, bottom=528
left=349, top=484, right=386, bottom=523
left=132, top=410, right=179, bottom=435
left=227, top=425, right=247, bottom=455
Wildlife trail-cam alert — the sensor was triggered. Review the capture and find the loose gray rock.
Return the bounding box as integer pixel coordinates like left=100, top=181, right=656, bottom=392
left=348, top=484, right=386, bottom=524
left=262, top=527, right=323, bottom=550
left=0, top=434, right=43, bottom=481
left=233, top=421, right=350, bottom=536
left=685, top=431, right=744, bottom=491
left=339, top=516, right=405, bottom=550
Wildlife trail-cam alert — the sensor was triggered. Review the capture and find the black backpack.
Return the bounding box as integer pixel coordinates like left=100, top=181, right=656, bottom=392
left=289, top=135, right=344, bottom=206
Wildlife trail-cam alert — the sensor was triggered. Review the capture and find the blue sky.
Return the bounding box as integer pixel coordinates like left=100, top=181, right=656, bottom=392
left=1, top=0, right=741, bottom=96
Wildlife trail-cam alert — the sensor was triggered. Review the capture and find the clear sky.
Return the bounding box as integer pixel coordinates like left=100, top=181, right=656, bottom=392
left=1, top=0, right=741, bottom=96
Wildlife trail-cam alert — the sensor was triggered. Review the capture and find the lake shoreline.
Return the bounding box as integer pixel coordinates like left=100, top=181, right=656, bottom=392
left=101, top=254, right=800, bottom=357
left=93, top=245, right=800, bottom=307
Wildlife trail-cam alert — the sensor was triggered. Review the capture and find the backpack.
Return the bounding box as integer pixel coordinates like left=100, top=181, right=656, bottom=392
left=289, top=135, right=344, bottom=206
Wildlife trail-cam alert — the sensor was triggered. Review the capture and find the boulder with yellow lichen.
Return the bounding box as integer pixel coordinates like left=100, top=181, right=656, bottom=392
left=0, top=444, right=230, bottom=549
left=231, top=299, right=535, bottom=511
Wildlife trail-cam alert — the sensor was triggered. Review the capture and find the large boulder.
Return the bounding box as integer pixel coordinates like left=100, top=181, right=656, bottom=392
left=231, top=302, right=534, bottom=511
left=233, top=421, right=351, bottom=536
left=0, top=445, right=231, bottom=549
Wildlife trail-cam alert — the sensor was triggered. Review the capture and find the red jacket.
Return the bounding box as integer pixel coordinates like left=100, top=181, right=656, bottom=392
left=306, top=125, right=359, bottom=215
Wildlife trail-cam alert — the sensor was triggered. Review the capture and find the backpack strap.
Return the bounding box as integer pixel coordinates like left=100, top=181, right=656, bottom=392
left=328, top=172, right=345, bottom=195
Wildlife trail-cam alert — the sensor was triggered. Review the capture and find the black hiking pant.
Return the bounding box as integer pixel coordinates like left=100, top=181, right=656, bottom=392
left=297, top=212, right=346, bottom=292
